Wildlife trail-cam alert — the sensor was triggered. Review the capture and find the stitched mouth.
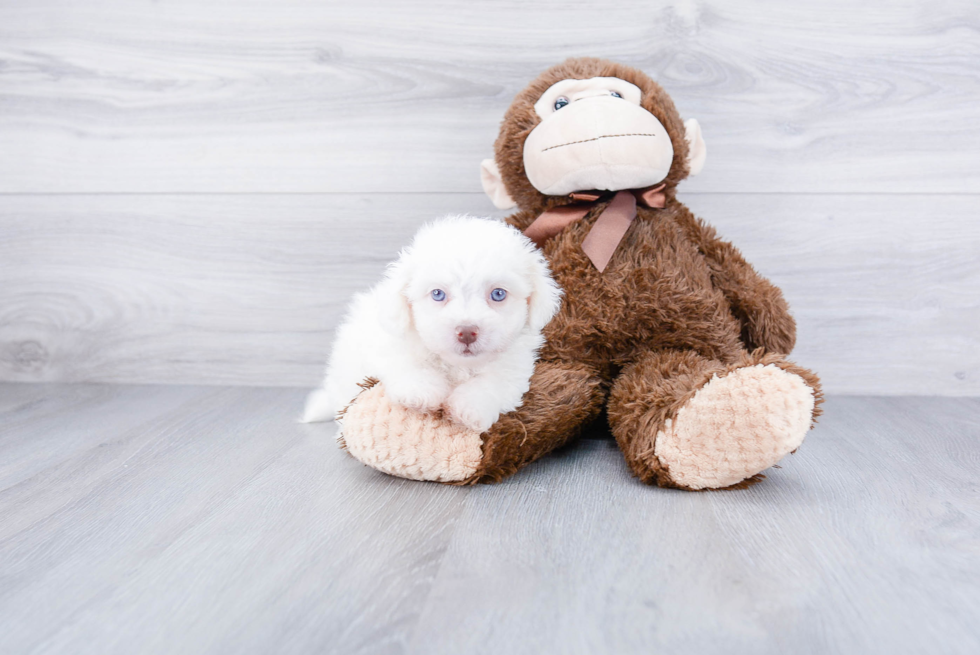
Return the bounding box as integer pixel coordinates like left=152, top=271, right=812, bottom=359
left=542, top=133, right=657, bottom=152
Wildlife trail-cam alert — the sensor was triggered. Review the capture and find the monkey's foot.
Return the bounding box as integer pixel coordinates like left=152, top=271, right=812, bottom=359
left=655, top=364, right=816, bottom=490
left=339, top=382, right=484, bottom=482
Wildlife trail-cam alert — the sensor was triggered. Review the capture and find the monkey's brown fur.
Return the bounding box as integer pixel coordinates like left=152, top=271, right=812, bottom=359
left=464, top=58, right=823, bottom=488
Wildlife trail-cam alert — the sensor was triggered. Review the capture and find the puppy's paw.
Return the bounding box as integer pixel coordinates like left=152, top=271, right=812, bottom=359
left=445, top=386, right=503, bottom=433
left=385, top=372, right=451, bottom=413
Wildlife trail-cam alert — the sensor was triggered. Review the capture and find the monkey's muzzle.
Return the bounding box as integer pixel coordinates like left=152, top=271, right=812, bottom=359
left=523, top=96, right=674, bottom=196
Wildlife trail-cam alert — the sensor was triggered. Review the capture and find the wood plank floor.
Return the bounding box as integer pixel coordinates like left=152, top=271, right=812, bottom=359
left=1, top=383, right=978, bottom=654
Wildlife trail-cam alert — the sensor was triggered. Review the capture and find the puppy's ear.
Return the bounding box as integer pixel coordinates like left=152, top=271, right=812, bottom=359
left=526, top=251, right=563, bottom=332
left=377, top=258, right=414, bottom=336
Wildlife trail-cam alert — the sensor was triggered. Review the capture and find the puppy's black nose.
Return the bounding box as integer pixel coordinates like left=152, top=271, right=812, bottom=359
left=456, top=325, right=478, bottom=345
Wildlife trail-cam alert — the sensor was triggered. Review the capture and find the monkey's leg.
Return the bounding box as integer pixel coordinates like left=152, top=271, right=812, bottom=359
left=460, top=359, right=607, bottom=484
left=606, top=349, right=823, bottom=490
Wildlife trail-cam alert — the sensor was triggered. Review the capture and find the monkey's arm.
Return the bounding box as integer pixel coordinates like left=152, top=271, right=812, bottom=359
left=459, top=358, right=606, bottom=484
left=674, top=205, right=797, bottom=355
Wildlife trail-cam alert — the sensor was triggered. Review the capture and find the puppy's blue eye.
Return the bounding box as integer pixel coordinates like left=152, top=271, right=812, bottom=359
left=431, top=289, right=446, bottom=301
left=610, top=91, right=622, bottom=98
left=554, top=97, right=569, bottom=110
left=490, top=288, right=507, bottom=302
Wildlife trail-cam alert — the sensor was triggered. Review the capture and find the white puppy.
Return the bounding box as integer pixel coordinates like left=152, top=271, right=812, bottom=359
left=302, top=215, right=562, bottom=432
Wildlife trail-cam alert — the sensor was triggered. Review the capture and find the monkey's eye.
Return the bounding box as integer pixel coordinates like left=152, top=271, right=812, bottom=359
left=610, top=91, right=622, bottom=98
left=554, top=96, right=570, bottom=110
left=490, top=288, right=507, bottom=302
left=431, top=289, right=446, bottom=302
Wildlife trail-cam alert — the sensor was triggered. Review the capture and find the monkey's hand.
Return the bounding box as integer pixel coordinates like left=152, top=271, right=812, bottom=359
left=675, top=207, right=797, bottom=355
left=728, top=279, right=797, bottom=355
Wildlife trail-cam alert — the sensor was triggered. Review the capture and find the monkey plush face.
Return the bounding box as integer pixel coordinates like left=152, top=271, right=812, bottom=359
left=482, top=58, right=706, bottom=212
left=524, top=77, right=674, bottom=196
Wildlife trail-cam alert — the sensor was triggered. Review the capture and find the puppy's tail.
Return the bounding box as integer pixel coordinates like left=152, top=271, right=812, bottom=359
left=301, top=387, right=337, bottom=423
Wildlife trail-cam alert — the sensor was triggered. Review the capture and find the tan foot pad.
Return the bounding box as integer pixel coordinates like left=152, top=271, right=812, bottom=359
left=655, top=364, right=815, bottom=490
left=339, top=383, right=484, bottom=482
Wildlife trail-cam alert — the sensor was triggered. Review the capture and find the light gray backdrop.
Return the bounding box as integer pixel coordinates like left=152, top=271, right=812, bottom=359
left=1, top=0, right=978, bottom=395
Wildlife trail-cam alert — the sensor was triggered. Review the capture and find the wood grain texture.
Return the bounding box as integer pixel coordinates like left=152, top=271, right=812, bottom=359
left=0, top=384, right=977, bottom=654
left=2, top=192, right=977, bottom=394
left=0, top=193, right=489, bottom=387
left=0, top=384, right=471, bottom=655
left=411, top=395, right=980, bottom=654
left=0, top=0, right=978, bottom=193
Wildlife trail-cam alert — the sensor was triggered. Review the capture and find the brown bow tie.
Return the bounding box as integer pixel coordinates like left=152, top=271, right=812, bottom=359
left=523, top=184, right=667, bottom=273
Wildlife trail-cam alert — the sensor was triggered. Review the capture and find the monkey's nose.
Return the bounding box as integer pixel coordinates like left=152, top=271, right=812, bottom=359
left=456, top=325, right=479, bottom=345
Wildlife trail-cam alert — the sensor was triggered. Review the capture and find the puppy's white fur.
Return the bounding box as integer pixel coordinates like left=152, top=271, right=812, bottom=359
left=302, top=215, right=562, bottom=432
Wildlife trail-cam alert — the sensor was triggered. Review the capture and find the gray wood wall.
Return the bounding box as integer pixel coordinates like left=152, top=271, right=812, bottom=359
left=1, top=0, right=978, bottom=395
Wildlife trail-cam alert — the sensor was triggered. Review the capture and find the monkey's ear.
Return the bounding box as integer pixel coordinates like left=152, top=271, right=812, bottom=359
left=480, top=159, right=517, bottom=209
left=684, top=119, right=707, bottom=176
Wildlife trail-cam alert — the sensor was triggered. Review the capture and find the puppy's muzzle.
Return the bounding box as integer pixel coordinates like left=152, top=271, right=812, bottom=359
left=456, top=325, right=479, bottom=345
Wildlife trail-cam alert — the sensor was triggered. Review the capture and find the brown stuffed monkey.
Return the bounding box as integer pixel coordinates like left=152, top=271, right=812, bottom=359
left=339, top=58, right=822, bottom=490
